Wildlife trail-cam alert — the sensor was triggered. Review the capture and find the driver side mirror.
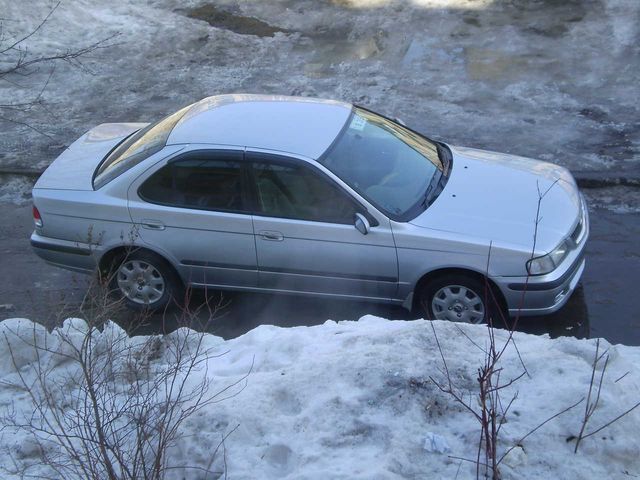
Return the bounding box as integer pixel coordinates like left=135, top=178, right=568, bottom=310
left=354, top=212, right=371, bottom=235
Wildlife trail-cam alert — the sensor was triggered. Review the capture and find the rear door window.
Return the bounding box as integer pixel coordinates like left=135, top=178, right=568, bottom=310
left=139, top=151, right=248, bottom=213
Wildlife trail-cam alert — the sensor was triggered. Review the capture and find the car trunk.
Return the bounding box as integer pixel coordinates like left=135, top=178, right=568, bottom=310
left=34, top=123, right=148, bottom=191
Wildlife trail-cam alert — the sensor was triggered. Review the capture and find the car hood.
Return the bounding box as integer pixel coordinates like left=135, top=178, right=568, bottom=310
left=409, top=145, right=581, bottom=254
left=34, top=123, right=148, bottom=190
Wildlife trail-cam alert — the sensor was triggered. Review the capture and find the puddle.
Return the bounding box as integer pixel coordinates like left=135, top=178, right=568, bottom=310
left=402, top=39, right=427, bottom=65
left=401, top=39, right=463, bottom=67
left=464, top=48, right=531, bottom=82
left=182, top=4, right=385, bottom=75
left=294, top=27, right=385, bottom=77
left=525, top=24, right=569, bottom=39
left=184, top=4, right=290, bottom=37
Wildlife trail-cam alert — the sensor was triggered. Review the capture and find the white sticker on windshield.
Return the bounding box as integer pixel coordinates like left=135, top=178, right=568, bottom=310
left=350, top=115, right=367, bottom=131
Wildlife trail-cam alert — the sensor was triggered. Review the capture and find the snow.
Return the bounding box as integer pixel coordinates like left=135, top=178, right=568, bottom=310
left=0, top=0, right=638, bottom=215
left=1, top=315, right=639, bottom=478
left=583, top=186, right=640, bottom=214
left=0, top=0, right=638, bottom=180
left=0, top=175, right=35, bottom=205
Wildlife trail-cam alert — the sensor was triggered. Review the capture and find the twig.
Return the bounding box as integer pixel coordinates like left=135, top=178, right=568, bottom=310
left=580, top=401, right=640, bottom=441
left=0, top=2, right=60, bottom=56
left=0, top=228, right=246, bottom=478
left=499, top=397, right=584, bottom=464
left=0, top=2, right=119, bottom=136
left=574, top=339, right=607, bottom=453
left=614, top=371, right=630, bottom=383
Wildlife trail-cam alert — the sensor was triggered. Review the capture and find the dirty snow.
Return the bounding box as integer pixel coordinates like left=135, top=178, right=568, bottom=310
left=0, top=0, right=638, bottom=178
left=583, top=186, right=640, bottom=214
left=0, top=175, right=35, bottom=205
left=0, top=316, right=639, bottom=478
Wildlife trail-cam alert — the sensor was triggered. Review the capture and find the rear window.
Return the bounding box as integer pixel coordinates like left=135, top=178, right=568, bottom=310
left=93, top=105, right=192, bottom=189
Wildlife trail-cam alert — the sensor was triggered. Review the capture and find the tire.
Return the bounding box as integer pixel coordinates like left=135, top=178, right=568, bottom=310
left=110, top=250, right=182, bottom=311
left=417, top=274, right=503, bottom=325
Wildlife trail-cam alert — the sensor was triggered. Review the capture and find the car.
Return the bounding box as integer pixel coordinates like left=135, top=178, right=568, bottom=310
left=30, top=94, right=588, bottom=323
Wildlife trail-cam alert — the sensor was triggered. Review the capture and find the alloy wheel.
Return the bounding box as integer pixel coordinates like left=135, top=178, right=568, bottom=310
left=116, top=260, right=166, bottom=305
left=431, top=284, right=485, bottom=324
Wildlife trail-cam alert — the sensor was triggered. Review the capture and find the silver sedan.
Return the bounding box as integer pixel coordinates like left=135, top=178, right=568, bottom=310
left=31, top=94, right=588, bottom=323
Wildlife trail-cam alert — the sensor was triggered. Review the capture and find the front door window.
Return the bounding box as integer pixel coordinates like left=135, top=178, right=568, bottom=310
left=252, top=162, right=357, bottom=224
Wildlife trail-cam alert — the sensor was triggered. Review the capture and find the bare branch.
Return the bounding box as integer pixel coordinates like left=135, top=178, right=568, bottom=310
left=615, top=371, right=630, bottom=383
left=0, top=248, right=246, bottom=479
left=499, top=397, right=584, bottom=465
left=0, top=3, right=119, bottom=135
left=0, top=2, right=60, bottom=56
left=581, top=401, right=640, bottom=441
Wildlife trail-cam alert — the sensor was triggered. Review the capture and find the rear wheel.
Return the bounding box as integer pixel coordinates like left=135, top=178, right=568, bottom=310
left=111, top=251, right=181, bottom=311
left=418, top=274, right=502, bottom=325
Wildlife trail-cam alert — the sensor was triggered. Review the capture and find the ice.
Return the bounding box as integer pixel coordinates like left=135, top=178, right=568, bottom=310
left=0, top=0, right=638, bottom=183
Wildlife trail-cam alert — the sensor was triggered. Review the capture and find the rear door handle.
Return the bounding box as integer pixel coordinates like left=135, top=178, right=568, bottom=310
left=259, top=230, right=284, bottom=241
left=141, top=219, right=165, bottom=231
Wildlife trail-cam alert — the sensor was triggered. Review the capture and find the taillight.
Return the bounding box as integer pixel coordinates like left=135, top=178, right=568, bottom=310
left=33, top=205, right=43, bottom=228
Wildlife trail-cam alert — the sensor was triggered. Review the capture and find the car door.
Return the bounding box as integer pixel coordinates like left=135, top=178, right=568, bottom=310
left=127, top=148, right=258, bottom=288
left=247, top=151, right=398, bottom=300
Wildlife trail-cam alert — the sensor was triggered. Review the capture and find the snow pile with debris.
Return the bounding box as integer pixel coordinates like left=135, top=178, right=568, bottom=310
left=0, top=316, right=639, bottom=479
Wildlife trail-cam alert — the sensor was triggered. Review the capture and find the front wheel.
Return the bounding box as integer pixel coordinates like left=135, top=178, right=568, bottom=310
left=111, top=251, right=181, bottom=311
left=418, top=274, right=502, bottom=325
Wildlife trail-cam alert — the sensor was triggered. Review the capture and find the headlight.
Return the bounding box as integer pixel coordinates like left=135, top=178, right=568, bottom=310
left=526, top=240, right=570, bottom=275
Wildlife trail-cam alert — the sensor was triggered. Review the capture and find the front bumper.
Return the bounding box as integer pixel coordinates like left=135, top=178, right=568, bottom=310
left=31, top=231, right=96, bottom=274
left=499, top=255, right=585, bottom=316
left=495, top=193, right=589, bottom=317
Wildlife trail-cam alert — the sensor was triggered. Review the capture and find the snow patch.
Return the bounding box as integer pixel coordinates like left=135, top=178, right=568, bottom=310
left=0, top=175, right=35, bottom=205
left=0, top=316, right=638, bottom=478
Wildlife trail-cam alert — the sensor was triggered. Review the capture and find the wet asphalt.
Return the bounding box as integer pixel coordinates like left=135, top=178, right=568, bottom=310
left=0, top=203, right=638, bottom=346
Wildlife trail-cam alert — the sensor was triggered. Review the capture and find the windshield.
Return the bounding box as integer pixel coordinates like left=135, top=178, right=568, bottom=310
left=319, top=107, right=448, bottom=220
left=93, top=104, right=192, bottom=189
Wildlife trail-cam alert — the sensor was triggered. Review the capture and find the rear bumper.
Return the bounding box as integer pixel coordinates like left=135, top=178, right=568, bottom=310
left=30, top=231, right=96, bottom=274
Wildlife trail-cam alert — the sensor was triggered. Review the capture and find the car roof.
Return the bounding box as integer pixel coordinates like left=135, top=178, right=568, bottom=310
left=167, top=94, right=353, bottom=159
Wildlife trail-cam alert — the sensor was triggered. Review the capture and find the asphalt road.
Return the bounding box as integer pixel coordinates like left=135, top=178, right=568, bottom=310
left=1, top=203, right=638, bottom=345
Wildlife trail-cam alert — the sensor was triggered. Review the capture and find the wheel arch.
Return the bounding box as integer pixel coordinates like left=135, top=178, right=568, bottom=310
left=98, top=245, right=184, bottom=287
left=412, top=267, right=508, bottom=315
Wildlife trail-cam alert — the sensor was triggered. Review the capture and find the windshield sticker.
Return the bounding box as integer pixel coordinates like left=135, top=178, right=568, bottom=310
left=350, top=115, right=367, bottom=131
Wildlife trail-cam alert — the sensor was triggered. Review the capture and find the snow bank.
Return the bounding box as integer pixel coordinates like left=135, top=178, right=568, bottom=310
left=0, top=316, right=639, bottom=479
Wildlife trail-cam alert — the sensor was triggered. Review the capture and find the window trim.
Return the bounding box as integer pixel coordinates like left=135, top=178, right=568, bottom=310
left=135, top=147, right=380, bottom=225
left=137, top=149, right=253, bottom=215
left=93, top=129, right=140, bottom=189
left=93, top=104, right=193, bottom=190
left=246, top=151, right=375, bottom=226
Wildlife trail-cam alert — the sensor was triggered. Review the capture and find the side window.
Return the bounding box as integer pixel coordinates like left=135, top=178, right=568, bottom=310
left=139, top=157, right=245, bottom=213
left=252, top=162, right=357, bottom=224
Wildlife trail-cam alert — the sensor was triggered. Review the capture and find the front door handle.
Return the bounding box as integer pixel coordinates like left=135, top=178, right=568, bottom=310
left=141, top=219, right=165, bottom=231
left=259, top=230, right=284, bottom=241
